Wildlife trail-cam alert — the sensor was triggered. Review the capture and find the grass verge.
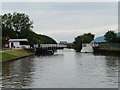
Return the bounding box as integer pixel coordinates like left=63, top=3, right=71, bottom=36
left=0, top=49, right=33, bottom=62
left=99, top=47, right=120, bottom=52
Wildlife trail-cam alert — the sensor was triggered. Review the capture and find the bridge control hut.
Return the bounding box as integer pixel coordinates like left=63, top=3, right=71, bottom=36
left=9, top=39, right=30, bottom=48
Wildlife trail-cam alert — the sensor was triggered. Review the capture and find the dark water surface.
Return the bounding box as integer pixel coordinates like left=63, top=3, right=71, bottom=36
left=1, top=49, right=118, bottom=88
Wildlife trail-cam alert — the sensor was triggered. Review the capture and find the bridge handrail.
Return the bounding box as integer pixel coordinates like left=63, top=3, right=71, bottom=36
left=37, top=44, right=67, bottom=48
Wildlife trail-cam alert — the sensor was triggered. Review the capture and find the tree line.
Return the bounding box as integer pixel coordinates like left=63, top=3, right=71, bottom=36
left=104, top=30, right=120, bottom=43
left=73, top=30, right=120, bottom=52
left=1, top=12, right=57, bottom=47
left=1, top=12, right=119, bottom=52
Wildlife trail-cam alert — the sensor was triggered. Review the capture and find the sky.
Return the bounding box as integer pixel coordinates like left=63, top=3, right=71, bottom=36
left=1, top=2, right=118, bottom=42
left=1, top=0, right=119, bottom=2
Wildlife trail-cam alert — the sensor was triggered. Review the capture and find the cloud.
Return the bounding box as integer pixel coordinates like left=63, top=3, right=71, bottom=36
left=40, top=24, right=118, bottom=42
left=2, top=2, right=118, bottom=42
left=2, top=0, right=119, bottom=2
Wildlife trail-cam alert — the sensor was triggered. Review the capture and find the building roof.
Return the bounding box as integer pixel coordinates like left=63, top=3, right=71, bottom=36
left=91, top=32, right=120, bottom=43
left=91, top=36, right=107, bottom=43
left=117, top=32, right=120, bottom=36
left=9, top=39, right=28, bottom=42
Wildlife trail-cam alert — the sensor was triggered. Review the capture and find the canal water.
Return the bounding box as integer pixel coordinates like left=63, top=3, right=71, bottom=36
left=1, top=48, right=119, bottom=88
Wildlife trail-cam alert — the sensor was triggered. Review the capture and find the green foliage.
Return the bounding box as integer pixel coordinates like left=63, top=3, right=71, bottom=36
left=2, top=12, right=33, bottom=32
left=104, top=30, right=117, bottom=43
left=118, top=36, right=120, bottom=43
left=81, top=33, right=94, bottom=43
left=66, top=43, right=74, bottom=49
left=73, top=33, right=94, bottom=52
left=1, top=49, right=32, bottom=62
left=73, top=36, right=82, bottom=52
left=2, top=12, right=57, bottom=46
left=0, top=37, right=1, bottom=49
left=2, top=12, right=33, bottom=39
left=25, top=30, right=57, bottom=45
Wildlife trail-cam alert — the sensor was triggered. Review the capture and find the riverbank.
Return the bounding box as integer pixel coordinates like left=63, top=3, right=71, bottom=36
left=93, top=47, right=120, bottom=56
left=0, top=49, right=34, bottom=62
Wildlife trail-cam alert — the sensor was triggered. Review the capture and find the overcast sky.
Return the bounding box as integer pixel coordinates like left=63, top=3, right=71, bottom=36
left=2, top=2, right=118, bottom=42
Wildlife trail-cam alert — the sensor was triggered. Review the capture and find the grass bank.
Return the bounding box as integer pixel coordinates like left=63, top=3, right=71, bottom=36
left=98, top=47, right=120, bottom=52
left=93, top=47, right=120, bottom=56
left=0, top=49, right=33, bottom=62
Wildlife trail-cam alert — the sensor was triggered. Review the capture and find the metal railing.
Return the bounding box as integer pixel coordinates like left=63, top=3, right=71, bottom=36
left=35, top=44, right=67, bottom=48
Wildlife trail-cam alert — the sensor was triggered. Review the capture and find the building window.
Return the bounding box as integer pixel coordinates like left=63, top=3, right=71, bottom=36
left=20, top=41, right=29, bottom=45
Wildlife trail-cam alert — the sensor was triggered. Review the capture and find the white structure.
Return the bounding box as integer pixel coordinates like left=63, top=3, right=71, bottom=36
left=81, top=44, right=93, bottom=53
left=34, top=44, right=67, bottom=48
left=9, top=39, right=30, bottom=48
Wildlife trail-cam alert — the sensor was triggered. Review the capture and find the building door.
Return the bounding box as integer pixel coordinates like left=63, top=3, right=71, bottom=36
left=11, top=42, right=14, bottom=48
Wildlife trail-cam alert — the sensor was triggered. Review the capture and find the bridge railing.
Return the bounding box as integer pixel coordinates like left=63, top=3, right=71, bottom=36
left=35, top=44, right=67, bottom=48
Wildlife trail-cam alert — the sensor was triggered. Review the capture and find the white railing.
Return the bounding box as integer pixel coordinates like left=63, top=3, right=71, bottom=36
left=35, top=44, right=67, bottom=48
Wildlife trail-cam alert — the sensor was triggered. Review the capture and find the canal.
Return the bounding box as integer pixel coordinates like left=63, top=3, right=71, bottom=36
left=1, top=48, right=119, bottom=88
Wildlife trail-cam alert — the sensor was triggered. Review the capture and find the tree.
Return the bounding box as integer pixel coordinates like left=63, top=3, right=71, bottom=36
left=2, top=13, right=17, bottom=39
left=2, top=12, right=57, bottom=47
left=2, top=12, right=33, bottom=39
left=12, top=12, right=33, bottom=36
left=118, top=36, right=120, bottom=43
left=0, top=31, right=1, bottom=49
left=73, top=36, right=82, bottom=52
left=81, top=33, right=94, bottom=43
left=104, top=30, right=117, bottom=43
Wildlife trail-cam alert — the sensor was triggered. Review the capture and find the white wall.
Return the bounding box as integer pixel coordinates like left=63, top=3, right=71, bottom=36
left=14, top=42, right=20, bottom=48
left=9, top=42, right=30, bottom=48
left=9, top=42, right=20, bottom=48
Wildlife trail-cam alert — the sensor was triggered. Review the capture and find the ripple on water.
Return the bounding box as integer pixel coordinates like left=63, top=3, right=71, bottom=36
left=1, top=49, right=119, bottom=88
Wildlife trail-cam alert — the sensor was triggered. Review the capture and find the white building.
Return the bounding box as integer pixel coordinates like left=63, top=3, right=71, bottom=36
left=9, top=39, right=30, bottom=48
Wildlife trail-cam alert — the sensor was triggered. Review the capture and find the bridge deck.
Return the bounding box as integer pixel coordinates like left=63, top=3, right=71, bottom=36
left=35, top=44, right=67, bottom=48
left=35, top=44, right=67, bottom=55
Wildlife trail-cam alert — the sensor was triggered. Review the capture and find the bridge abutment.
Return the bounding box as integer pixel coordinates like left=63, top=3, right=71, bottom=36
left=35, top=48, right=55, bottom=55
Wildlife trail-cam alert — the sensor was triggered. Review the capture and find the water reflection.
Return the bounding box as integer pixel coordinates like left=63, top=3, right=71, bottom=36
left=2, top=56, right=35, bottom=88
left=105, top=56, right=118, bottom=68
left=105, top=56, right=118, bottom=85
left=1, top=49, right=119, bottom=88
left=0, top=63, right=2, bottom=89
